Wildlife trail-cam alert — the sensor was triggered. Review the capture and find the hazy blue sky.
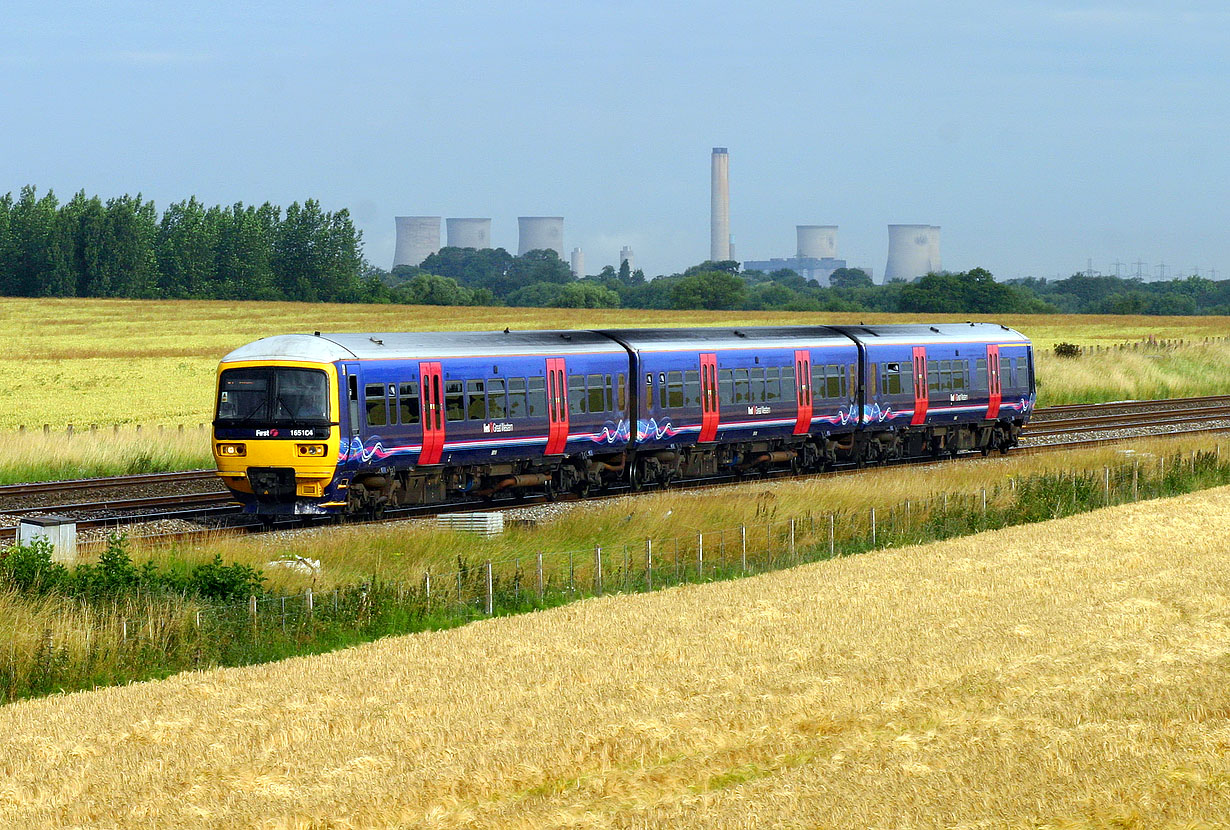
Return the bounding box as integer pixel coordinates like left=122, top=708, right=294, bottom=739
left=3, top=1, right=1227, bottom=281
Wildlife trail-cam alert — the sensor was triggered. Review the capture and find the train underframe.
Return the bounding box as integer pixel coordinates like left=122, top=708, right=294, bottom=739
left=341, top=418, right=1025, bottom=516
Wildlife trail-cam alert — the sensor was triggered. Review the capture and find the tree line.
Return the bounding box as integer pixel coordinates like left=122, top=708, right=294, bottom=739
left=3, top=185, right=1228, bottom=314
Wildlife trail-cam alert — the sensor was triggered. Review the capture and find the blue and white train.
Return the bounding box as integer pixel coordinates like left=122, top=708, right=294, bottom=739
left=211, top=323, right=1034, bottom=516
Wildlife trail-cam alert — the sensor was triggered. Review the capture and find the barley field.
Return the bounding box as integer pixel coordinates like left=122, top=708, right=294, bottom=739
left=2, top=297, right=1228, bottom=430
left=2, top=486, right=1227, bottom=828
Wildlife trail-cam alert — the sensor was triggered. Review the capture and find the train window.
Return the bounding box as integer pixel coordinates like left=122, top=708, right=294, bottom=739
left=507, top=378, right=527, bottom=418
left=927, top=360, right=939, bottom=394
left=746, top=367, right=762, bottom=403
left=398, top=382, right=420, bottom=425
left=952, top=362, right=967, bottom=391
left=364, top=384, right=388, bottom=427
left=666, top=371, right=684, bottom=409
left=718, top=369, right=733, bottom=406
left=444, top=381, right=465, bottom=422
left=781, top=365, right=795, bottom=402
left=764, top=367, right=781, bottom=403
left=810, top=364, right=823, bottom=401
left=973, top=359, right=987, bottom=390
left=825, top=365, right=842, bottom=399
left=569, top=374, right=587, bottom=415
left=617, top=373, right=627, bottom=410
left=526, top=376, right=545, bottom=418
left=733, top=368, right=749, bottom=404
left=684, top=370, right=700, bottom=408
left=605, top=374, right=615, bottom=412
left=466, top=380, right=486, bottom=420
left=488, top=378, right=507, bottom=419
left=587, top=373, right=605, bottom=413
left=644, top=372, right=653, bottom=410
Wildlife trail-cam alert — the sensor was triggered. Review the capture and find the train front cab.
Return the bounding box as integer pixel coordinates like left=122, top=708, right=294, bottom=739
left=212, top=360, right=343, bottom=514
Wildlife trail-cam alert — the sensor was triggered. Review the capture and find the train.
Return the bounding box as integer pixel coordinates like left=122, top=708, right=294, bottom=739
left=212, top=323, right=1035, bottom=517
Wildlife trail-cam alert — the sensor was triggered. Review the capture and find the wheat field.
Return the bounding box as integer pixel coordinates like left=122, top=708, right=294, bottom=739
left=1, top=297, right=1227, bottom=429
left=2, top=485, right=1228, bottom=828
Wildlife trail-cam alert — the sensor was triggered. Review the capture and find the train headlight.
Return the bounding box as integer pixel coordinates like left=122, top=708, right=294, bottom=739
left=217, top=443, right=246, bottom=457
left=296, top=444, right=327, bottom=457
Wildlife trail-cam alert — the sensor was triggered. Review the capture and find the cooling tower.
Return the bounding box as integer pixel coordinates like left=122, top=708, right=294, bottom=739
left=884, top=224, right=935, bottom=282
left=570, top=247, right=585, bottom=278
left=711, top=148, right=730, bottom=262
left=927, top=225, right=941, bottom=272
left=392, top=216, right=441, bottom=268
left=518, top=216, right=564, bottom=258
left=619, top=246, right=635, bottom=272
left=797, top=225, right=837, bottom=259
left=446, top=218, right=491, bottom=249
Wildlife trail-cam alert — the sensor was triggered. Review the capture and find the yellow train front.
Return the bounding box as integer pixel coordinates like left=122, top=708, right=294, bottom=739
left=212, top=335, right=348, bottom=516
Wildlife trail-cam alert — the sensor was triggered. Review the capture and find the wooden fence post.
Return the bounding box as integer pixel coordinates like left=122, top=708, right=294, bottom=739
left=645, top=539, right=653, bottom=590
left=697, top=533, right=704, bottom=579
left=485, top=561, right=493, bottom=615
left=829, top=513, right=835, bottom=557
left=305, top=588, right=313, bottom=616
left=740, top=525, right=747, bottom=573
left=424, top=571, right=431, bottom=603
left=536, top=553, right=544, bottom=599
left=870, top=508, right=876, bottom=547
left=594, top=546, right=603, bottom=595
left=789, top=518, right=796, bottom=561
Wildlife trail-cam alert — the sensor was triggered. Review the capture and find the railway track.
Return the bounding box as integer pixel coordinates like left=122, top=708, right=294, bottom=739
left=1, top=394, right=1228, bottom=545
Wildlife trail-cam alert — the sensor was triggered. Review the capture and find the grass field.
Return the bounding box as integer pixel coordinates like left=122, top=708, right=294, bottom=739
left=120, top=432, right=1228, bottom=592
left=3, top=297, right=1228, bottom=432
left=2, top=485, right=1227, bottom=828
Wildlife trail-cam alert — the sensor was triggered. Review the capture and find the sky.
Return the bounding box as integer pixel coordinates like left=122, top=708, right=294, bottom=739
left=2, top=0, right=1228, bottom=282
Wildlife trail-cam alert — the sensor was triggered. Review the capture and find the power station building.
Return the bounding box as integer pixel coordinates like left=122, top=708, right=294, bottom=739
left=445, top=218, right=492, bottom=249
left=517, top=216, right=564, bottom=258
left=884, top=224, right=941, bottom=281
left=392, top=216, right=441, bottom=268
left=742, top=225, right=852, bottom=286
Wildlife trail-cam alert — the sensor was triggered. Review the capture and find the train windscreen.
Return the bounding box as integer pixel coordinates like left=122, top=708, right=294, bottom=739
left=216, top=367, right=330, bottom=426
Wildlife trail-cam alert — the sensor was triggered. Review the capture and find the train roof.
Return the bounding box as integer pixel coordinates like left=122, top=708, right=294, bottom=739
left=828, top=322, right=1030, bottom=346
left=219, top=330, right=623, bottom=364
left=596, top=326, right=853, bottom=351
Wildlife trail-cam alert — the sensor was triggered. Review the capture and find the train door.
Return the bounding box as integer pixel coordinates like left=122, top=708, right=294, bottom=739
left=793, top=349, right=812, bottom=434
left=698, top=353, right=719, bottom=442
left=910, top=346, right=928, bottom=425
left=545, top=357, right=569, bottom=455
left=418, top=362, right=445, bottom=464
left=986, top=345, right=1001, bottom=420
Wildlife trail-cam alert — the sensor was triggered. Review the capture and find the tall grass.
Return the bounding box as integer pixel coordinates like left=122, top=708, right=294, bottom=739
left=5, top=438, right=1228, bottom=704
left=0, top=427, right=212, bottom=484
left=3, top=485, right=1230, bottom=828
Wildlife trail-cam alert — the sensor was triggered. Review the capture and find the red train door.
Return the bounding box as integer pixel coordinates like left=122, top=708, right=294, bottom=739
left=910, top=346, right=928, bottom=425
left=793, top=349, right=812, bottom=435
left=545, top=357, right=569, bottom=455
left=698, top=353, right=719, bottom=442
left=418, top=361, right=444, bottom=464
left=986, top=344, right=1001, bottom=420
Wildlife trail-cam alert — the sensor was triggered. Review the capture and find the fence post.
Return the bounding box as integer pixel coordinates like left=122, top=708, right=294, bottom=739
left=485, top=561, right=493, bottom=615
left=121, top=619, right=127, bottom=641
left=1132, top=463, right=1139, bottom=501
left=697, top=533, right=704, bottom=579
left=194, top=610, right=201, bottom=628
left=740, top=525, right=747, bottom=573
left=569, top=551, right=575, bottom=595
left=249, top=595, right=257, bottom=629
left=981, top=488, right=987, bottom=515
left=306, top=588, right=313, bottom=616
left=829, top=513, right=835, bottom=557
left=594, top=546, right=603, bottom=596
left=645, top=539, right=653, bottom=590
left=1104, top=466, right=1110, bottom=504
left=870, top=508, right=876, bottom=547
left=789, top=518, right=796, bottom=561
left=425, top=571, right=431, bottom=603
left=536, top=553, right=544, bottom=599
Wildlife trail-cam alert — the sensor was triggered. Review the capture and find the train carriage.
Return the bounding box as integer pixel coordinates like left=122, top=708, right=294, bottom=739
left=212, top=323, right=1035, bottom=518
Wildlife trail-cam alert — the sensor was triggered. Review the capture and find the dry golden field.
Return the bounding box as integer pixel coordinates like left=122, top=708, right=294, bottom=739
left=2, top=486, right=1228, bottom=828
left=2, top=297, right=1228, bottom=430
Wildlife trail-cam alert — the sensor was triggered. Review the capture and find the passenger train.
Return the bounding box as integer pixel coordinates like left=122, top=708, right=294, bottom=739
left=212, top=324, right=1035, bottom=517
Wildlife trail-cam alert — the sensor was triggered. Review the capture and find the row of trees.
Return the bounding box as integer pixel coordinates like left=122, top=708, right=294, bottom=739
left=3, top=185, right=1228, bottom=314
left=0, top=186, right=380, bottom=302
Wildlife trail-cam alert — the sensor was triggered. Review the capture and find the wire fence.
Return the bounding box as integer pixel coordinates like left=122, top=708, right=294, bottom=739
left=169, top=442, right=1228, bottom=638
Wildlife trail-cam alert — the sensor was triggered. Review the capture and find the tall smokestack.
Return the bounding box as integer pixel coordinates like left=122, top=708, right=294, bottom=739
left=710, top=147, right=730, bottom=262
left=619, top=246, right=635, bottom=272
left=570, top=247, right=585, bottom=278
left=393, top=216, right=441, bottom=269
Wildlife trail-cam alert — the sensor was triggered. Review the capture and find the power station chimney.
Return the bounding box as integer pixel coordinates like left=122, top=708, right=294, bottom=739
left=392, top=216, right=441, bottom=269
left=570, top=247, right=585, bottom=278
left=797, top=225, right=837, bottom=259
left=445, top=218, right=491, bottom=250
left=710, top=147, right=730, bottom=262
left=619, top=246, right=635, bottom=272
left=518, top=216, right=564, bottom=258
left=884, top=224, right=935, bottom=282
